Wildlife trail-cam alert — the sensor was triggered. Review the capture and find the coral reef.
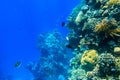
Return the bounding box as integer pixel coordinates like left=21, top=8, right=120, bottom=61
left=26, top=0, right=120, bottom=79
left=66, top=0, right=120, bottom=79
left=26, top=31, right=71, bottom=80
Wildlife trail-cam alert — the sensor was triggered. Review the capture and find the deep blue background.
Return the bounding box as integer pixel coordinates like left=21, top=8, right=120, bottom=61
left=0, top=0, right=80, bottom=79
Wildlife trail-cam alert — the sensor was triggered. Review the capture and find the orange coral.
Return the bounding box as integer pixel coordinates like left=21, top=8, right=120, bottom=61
left=94, top=18, right=119, bottom=38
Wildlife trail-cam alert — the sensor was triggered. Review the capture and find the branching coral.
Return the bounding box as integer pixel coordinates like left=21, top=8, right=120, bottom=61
left=94, top=17, right=119, bottom=38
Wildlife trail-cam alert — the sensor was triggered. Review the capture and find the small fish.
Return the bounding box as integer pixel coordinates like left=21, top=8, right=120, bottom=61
left=61, top=22, right=65, bottom=27
left=66, top=36, right=69, bottom=41
left=14, top=61, right=22, bottom=68
left=66, top=44, right=74, bottom=49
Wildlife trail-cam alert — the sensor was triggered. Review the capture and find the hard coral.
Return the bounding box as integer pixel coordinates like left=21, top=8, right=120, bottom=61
left=114, top=47, right=120, bottom=55
left=97, top=53, right=120, bottom=79
left=94, top=17, right=119, bottom=38
left=81, top=49, right=98, bottom=71
left=107, top=0, right=120, bottom=5
left=75, top=11, right=84, bottom=25
left=68, top=68, right=86, bottom=80
left=103, top=0, right=120, bottom=8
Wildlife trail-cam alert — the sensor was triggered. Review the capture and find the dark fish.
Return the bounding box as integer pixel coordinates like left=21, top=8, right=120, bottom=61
left=61, top=22, right=65, bottom=27
left=66, top=44, right=74, bottom=49
left=14, top=61, right=22, bottom=68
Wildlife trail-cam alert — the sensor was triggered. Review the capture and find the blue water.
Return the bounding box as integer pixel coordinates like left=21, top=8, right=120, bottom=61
left=0, top=0, right=80, bottom=79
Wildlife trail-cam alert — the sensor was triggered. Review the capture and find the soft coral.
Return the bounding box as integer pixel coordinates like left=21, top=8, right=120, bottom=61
left=94, top=17, right=119, bottom=38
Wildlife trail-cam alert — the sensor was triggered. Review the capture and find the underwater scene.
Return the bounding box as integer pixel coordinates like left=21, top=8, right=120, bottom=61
left=0, top=0, right=120, bottom=80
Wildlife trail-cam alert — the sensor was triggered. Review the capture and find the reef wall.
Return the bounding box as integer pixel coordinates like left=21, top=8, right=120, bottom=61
left=66, top=0, right=120, bottom=79
left=26, top=30, right=71, bottom=80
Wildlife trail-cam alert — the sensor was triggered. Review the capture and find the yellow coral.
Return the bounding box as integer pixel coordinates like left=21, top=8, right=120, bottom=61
left=103, top=0, right=120, bottom=8
left=81, top=49, right=98, bottom=66
left=94, top=18, right=119, bottom=38
left=114, top=47, right=120, bottom=54
left=107, top=0, right=119, bottom=5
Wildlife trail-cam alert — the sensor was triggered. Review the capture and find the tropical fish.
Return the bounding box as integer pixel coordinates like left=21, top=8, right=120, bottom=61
left=66, top=44, right=74, bottom=49
left=61, top=21, right=65, bottom=27
left=66, top=36, right=69, bottom=41
left=14, top=61, right=22, bottom=68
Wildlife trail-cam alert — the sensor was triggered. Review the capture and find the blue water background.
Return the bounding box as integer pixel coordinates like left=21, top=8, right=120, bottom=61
left=0, top=0, right=80, bottom=79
